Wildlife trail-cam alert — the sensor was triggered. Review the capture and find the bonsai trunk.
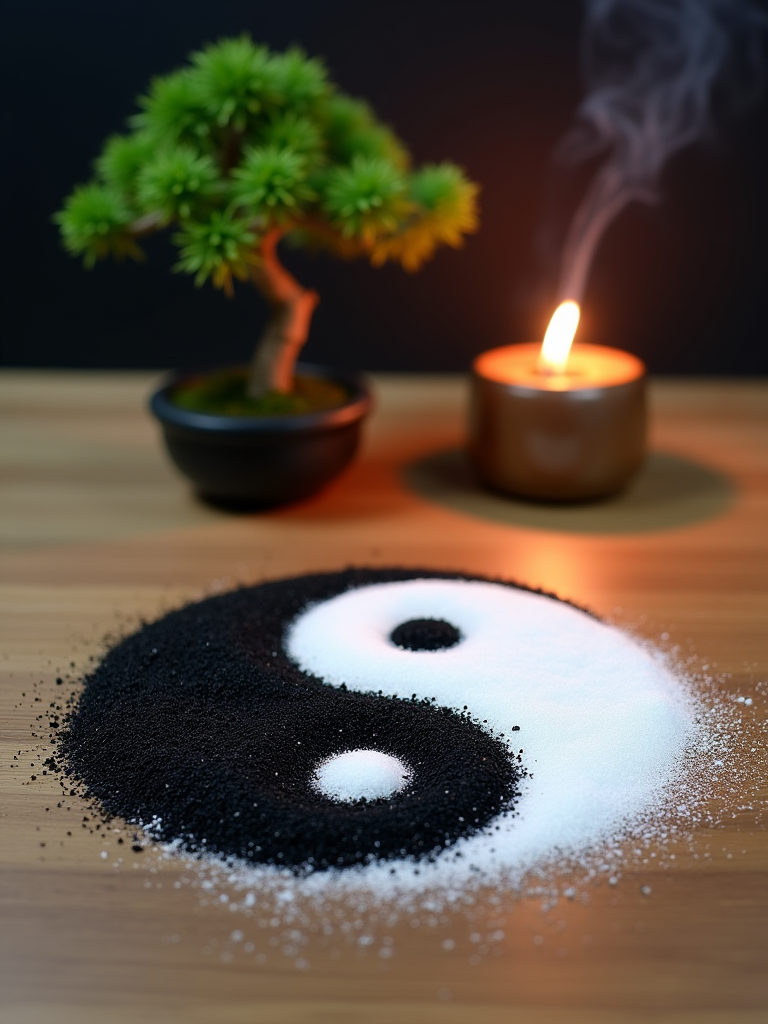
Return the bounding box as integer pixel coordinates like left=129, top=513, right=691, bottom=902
left=248, top=229, right=319, bottom=398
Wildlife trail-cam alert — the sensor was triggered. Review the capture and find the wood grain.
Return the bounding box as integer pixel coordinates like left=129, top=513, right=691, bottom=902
left=1, top=371, right=766, bottom=1024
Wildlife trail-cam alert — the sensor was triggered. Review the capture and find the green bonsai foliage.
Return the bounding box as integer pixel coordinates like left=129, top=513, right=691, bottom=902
left=56, top=36, right=480, bottom=398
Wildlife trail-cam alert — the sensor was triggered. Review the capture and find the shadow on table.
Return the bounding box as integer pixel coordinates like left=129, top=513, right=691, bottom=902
left=402, top=448, right=736, bottom=534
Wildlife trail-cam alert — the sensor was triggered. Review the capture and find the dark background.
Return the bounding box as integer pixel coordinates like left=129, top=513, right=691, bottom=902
left=1, top=0, right=766, bottom=374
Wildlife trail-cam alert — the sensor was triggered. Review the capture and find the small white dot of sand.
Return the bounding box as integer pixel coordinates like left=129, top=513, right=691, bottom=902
left=314, top=749, right=411, bottom=802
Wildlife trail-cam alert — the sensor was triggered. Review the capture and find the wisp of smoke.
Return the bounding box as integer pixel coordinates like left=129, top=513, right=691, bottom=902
left=557, top=0, right=767, bottom=305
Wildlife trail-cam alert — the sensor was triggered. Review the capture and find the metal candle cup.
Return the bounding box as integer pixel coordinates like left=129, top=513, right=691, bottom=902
left=469, top=342, right=647, bottom=501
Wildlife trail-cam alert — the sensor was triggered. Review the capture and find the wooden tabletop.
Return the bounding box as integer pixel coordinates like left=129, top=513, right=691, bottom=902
left=1, top=371, right=766, bottom=1024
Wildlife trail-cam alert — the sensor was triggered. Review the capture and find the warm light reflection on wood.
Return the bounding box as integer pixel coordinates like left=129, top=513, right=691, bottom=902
left=500, top=538, right=590, bottom=607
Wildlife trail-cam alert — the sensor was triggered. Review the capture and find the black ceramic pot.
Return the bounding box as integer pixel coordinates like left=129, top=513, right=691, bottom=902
left=149, top=364, right=372, bottom=507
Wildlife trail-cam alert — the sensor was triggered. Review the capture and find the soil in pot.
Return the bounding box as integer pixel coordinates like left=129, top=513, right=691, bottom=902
left=171, top=367, right=350, bottom=418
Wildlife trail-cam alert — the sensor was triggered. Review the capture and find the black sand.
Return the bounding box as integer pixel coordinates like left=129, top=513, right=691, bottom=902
left=58, top=570, right=530, bottom=872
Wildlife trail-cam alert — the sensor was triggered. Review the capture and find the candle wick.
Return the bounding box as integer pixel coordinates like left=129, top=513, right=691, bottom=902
left=535, top=362, right=581, bottom=379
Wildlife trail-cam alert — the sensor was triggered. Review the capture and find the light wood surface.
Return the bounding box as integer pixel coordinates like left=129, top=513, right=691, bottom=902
left=1, top=371, right=766, bottom=1024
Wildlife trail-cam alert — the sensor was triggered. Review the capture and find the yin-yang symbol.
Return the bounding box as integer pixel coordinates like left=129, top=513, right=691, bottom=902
left=60, top=569, right=687, bottom=875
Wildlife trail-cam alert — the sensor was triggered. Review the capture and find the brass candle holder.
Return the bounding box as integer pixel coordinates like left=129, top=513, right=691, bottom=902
left=468, top=304, right=647, bottom=501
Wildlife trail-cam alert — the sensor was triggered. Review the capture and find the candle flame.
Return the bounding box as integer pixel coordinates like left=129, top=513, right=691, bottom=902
left=538, top=300, right=580, bottom=373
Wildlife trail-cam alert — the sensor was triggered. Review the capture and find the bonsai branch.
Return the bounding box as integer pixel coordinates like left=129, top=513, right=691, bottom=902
left=248, top=227, right=319, bottom=397
left=129, top=211, right=164, bottom=237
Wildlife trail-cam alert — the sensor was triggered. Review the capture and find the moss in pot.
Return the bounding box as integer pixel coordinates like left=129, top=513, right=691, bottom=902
left=56, top=36, right=480, bottom=506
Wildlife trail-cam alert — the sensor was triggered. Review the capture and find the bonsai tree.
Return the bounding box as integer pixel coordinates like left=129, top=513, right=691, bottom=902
left=56, top=36, right=480, bottom=404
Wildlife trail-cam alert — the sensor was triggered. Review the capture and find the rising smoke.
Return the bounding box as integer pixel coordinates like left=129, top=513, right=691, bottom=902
left=556, top=0, right=767, bottom=305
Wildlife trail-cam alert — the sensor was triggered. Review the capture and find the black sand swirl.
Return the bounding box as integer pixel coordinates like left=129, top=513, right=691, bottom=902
left=59, top=569, right=523, bottom=871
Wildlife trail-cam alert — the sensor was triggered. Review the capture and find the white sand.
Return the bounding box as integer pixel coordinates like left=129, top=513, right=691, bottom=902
left=313, top=749, right=412, bottom=802
left=287, top=578, right=692, bottom=886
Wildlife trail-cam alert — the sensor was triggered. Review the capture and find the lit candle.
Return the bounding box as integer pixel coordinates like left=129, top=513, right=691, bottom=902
left=468, top=303, right=646, bottom=500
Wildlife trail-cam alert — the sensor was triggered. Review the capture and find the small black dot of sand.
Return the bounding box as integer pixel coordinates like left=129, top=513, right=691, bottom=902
left=390, top=618, right=461, bottom=651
